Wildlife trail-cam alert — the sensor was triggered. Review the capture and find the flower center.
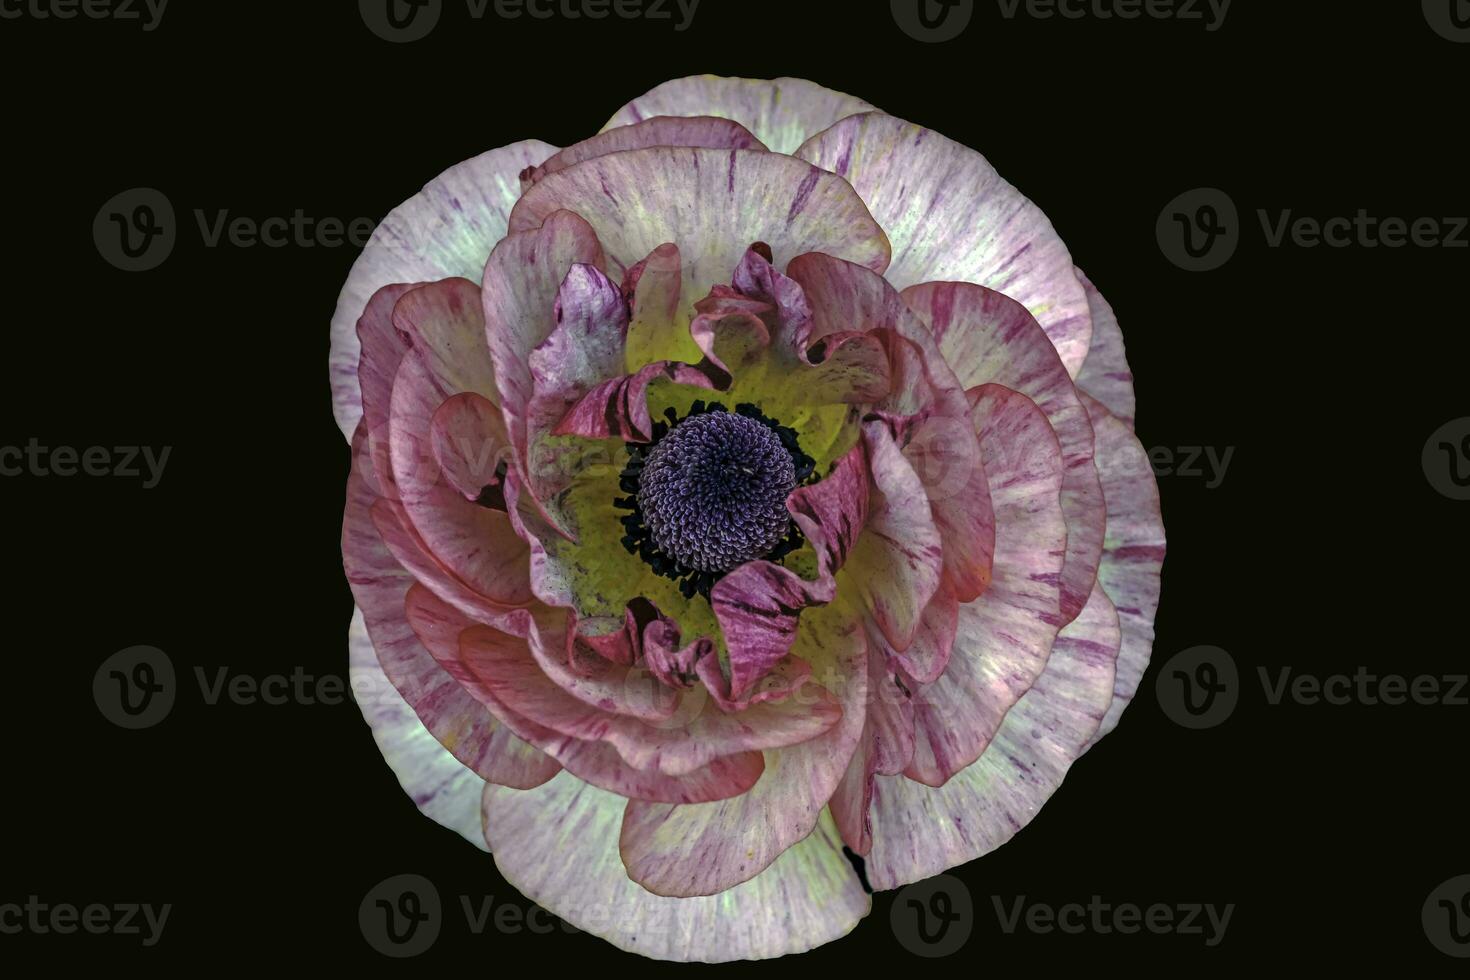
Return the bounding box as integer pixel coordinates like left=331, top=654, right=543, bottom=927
left=616, top=402, right=812, bottom=598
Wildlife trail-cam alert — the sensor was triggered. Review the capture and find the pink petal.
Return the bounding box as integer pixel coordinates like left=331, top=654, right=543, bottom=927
left=795, top=113, right=1091, bottom=375
left=388, top=283, right=531, bottom=606
left=343, top=427, right=559, bottom=793
left=849, top=421, right=944, bottom=651
left=618, top=607, right=868, bottom=896
left=709, top=561, right=829, bottom=702
left=1074, top=269, right=1137, bottom=430
left=505, top=147, right=890, bottom=323
left=483, top=774, right=869, bottom=960
left=906, top=280, right=1104, bottom=621
left=405, top=586, right=759, bottom=805
left=429, top=392, right=511, bottom=502
left=349, top=610, right=486, bottom=848
left=785, top=440, right=869, bottom=580
left=459, top=624, right=841, bottom=778
left=481, top=209, right=607, bottom=498
left=864, top=581, right=1120, bottom=890
left=331, top=140, right=557, bottom=439
left=830, top=639, right=918, bottom=854
left=1081, top=396, right=1165, bottom=746
left=601, top=74, right=876, bottom=155
left=904, top=383, right=1070, bottom=786
left=524, top=115, right=767, bottom=187
left=356, top=282, right=421, bottom=494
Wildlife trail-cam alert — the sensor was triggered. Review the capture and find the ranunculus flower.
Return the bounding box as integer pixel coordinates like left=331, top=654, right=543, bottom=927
left=334, top=75, right=1165, bottom=961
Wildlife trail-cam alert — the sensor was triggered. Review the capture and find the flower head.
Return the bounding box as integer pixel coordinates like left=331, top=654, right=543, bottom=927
left=335, top=75, right=1164, bottom=962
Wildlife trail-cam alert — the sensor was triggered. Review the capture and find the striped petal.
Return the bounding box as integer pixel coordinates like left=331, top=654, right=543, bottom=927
left=863, top=581, right=1120, bottom=890
left=1074, top=269, right=1137, bottom=429
left=904, top=383, right=1069, bottom=786
left=601, top=74, right=876, bottom=155
left=1082, top=396, right=1165, bottom=745
left=525, top=115, right=766, bottom=186
left=505, top=147, right=891, bottom=322
left=483, top=773, right=869, bottom=961
left=906, top=280, right=1104, bottom=621
left=618, top=603, right=868, bottom=896
left=331, top=140, right=557, bottom=439
left=795, top=113, right=1091, bottom=375
left=349, top=610, right=487, bottom=848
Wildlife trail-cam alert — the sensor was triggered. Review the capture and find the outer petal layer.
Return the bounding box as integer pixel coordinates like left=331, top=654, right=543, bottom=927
left=1082, top=396, right=1165, bottom=745
left=601, top=74, right=876, bottom=155
left=483, top=773, right=869, bottom=961
left=331, top=140, right=558, bottom=438
left=864, top=581, right=1120, bottom=890
left=506, top=147, right=891, bottom=319
left=796, top=113, right=1090, bottom=375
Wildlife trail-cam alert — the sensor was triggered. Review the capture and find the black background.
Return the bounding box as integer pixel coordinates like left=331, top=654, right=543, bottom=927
left=3, top=0, right=1465, bottom=971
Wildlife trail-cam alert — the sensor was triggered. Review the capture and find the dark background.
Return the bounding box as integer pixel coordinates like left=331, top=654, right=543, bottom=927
left=3, top=0, right=1465, bottom=971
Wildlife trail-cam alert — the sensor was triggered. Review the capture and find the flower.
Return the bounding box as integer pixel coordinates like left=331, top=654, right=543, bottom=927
left=334, top=75, right=1165, bottom=962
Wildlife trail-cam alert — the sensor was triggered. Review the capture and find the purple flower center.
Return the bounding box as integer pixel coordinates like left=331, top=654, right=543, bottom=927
left=635, top=410, right=797, bottom=575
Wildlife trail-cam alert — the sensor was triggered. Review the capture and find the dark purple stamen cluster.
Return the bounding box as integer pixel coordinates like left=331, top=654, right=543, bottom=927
left=615, top=401, right=814, bottom=599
